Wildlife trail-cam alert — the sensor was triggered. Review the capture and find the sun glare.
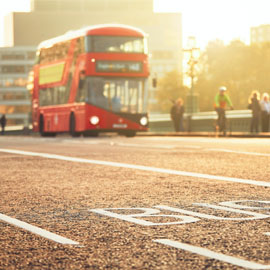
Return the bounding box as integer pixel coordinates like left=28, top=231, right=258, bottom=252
left=0, top=0, right=30, bottom=14
left=154, top=0, right=270, bottom=48
left=1, top=0, right=270, bottom=48
left=0, top=0, right=30, bottom=46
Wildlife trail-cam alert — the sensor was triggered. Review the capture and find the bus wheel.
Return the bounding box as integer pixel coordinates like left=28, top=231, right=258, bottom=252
left=69, top=113, right=80, bottom=137
left=39, top=115, right=46, bottom=137
left=39, top=115, right=56, bottom=137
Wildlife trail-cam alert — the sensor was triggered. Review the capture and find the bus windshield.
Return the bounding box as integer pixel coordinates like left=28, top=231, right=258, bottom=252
left=76, top=77, right=147, bottom=114
left=86, top=36, right=147, bottom=54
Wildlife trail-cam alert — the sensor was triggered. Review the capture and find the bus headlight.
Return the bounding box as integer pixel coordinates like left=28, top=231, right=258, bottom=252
left=90, top=116, right=99, bottom=125
left=140, top=116, right=148, bottom=126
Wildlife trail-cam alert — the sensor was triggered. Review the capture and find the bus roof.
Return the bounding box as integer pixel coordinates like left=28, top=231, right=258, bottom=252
left=38, top=24, right=147, bottom=49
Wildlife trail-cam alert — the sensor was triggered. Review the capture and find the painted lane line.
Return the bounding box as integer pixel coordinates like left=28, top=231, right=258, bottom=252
left=0, top=213, right=79, bottom=245
left=153, top=239, right=270, bottom=270
left=265, top=233, right=270, bottom=236
left=1, top=148, right=270, bottom=188
left=208, top=148, right=270, bottom=157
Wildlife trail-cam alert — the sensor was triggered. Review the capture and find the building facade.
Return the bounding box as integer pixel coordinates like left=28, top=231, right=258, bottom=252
left=30, top=0, right=153, bottom=12
left=0, top=46, right=36, bottom=126
left=250, top=25, right=270, bottom=44
left=4, top=0, right=182, bottom=112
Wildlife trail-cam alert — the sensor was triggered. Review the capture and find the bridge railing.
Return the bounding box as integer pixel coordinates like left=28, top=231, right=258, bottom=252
left=149, top=110, right=253, bottom=133
left=4, top=110, right=254, bottom=135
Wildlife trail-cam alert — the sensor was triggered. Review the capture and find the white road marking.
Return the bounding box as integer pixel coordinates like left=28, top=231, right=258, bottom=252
left=219, top=200, right=270, bottom=210
left=154, top=239, right=270, bottom=269
left=265, top=232, right=270, bottom=236
left=90, top=208, right=199, bottom=226
left=0, top=213, right=79, bottom=245
left=155, top=204, right=270, bottom=221
left=1, top=148, right=270, bottom=187
left=208, top=148, right=270, bottom=157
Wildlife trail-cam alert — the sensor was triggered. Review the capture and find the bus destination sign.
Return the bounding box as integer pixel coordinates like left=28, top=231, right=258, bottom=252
left=96, top=60, right=142, bottom=73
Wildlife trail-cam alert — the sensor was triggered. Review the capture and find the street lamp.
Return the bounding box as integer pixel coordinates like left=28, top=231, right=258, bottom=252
left=183, top=36, right=200, bottom=115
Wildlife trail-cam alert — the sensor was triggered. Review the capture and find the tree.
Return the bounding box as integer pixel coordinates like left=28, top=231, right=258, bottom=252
left=156, top=70, right=188, bottom=113
left=196, top=40, right=270, bottom=111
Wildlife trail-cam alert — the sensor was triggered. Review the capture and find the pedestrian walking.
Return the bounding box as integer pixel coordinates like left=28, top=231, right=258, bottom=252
left=214, top=86, right=233, bottom=136
left=0, top=114, right=7, bottom=135
left=260, top=93, right=270, bottom=132
left=248, top=90, right=261, bottom=133
left=170, top=98, right=185, bottom=132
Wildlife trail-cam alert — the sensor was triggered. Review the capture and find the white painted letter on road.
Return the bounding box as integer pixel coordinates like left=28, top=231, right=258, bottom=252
left=89, top=208, right=199, bottom=226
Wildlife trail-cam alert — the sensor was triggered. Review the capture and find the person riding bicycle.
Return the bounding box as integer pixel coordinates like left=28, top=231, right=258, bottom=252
left=214, top=86, right=233, bottom=135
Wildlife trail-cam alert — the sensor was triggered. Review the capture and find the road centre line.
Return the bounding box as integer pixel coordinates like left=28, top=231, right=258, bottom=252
left=154, top=239, right=270, bottom=270
left=0, top=213, right=79, bottom=245
left=1, top=148, right=270, bottom=188
left=208, top=148, right=270, bottom=157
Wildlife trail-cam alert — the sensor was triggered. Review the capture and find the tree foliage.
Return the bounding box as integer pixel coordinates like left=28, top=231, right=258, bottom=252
left=156, top=70, right=188, bottom=113
left=196, top=40, right=270, bottom=111
left=154, top=41, right=270, bottom=112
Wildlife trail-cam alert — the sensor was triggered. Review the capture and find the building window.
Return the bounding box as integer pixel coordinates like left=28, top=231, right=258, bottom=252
left=0, top=77, right=28, bottom=87
left=1, top=54, right=25, bottom=60
left=152, top=51, right=174, bottom=60
left=27, top=51, right=36, bottom=60
left=1, top=65, right=25, bottom=73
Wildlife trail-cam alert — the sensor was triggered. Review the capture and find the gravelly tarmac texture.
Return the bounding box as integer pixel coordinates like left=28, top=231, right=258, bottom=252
left=0, top=135, right=270, bottom=269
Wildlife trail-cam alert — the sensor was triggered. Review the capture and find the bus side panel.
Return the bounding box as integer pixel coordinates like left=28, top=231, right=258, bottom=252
left=39, top=105, right=71, bottom=133
left=32, top=66, right=41, bottom=132
left=73, top=104, right=86, bottom=132
left=52, top=105, right=73, bottom=132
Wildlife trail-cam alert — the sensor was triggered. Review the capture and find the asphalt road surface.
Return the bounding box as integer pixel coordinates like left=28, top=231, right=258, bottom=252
left=1, top=135, right=270, bottom=270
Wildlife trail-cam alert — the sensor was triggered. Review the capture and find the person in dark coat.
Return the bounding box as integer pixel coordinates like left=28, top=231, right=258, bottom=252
left=248, top=91, right=261, bottom=133
left=0, top=114, right=7, bottom=135
left=260, top=93, right=270, bottom=132
left=170, top=98, right=185, bottom=132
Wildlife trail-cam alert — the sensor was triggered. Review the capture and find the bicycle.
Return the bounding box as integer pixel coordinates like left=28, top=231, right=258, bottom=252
left=215, top=107, right=233, bottom=137
left=215, top=108, right=227, bottom=136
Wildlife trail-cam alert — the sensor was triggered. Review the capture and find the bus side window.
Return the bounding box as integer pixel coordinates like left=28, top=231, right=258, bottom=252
left=54, top=44, right=61, bottom=60
left=39, top=49, right=45, bottom=64
left=74, top=37, right=84, bottom=61
left=79, top=37, right=85, bottom=53
left=85, top=36, right=91, bottom=52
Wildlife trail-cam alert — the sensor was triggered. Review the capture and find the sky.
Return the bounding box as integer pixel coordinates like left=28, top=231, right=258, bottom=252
left=0, top=0, right=270, bottom=48
left=0, top=0, right=30, bottom=47
left=154, top=0, right=270, bottom=48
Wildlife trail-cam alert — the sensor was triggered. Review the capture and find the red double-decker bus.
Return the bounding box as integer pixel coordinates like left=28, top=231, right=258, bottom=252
left=30, top=24, right=149, bottom=137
